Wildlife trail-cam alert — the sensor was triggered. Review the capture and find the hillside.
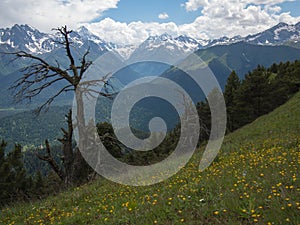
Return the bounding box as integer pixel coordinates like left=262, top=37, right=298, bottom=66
left=1, top=90, right=299, bottom=224
left=196, top=42, right=300, bottom=80
left=160, top=43, right=300, bottom=104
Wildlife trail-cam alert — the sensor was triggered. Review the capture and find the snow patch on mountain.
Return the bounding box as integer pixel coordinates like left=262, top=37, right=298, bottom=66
left=245, top=22, right=300, bottom=46
left=138, top=33, right=201, bottom=54
left=113, top=45, right=137, bottom=60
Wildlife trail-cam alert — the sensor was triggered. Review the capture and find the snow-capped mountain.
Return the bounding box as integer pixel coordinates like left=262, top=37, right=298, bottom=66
left=206, top=35, right=244, bottom=47
left=76, top=27, right=137, bottom=59
left=128, top=33, right=202, bottom=63
left=1, top=22, right=300, bottom=62
left=201, top=22, right=300, bottom=47
left=245, top=22, right=300, bottom=45
left=0, top=24, right=138, bottom=60
left=125, top=21, right=300, bottom=60
left=0, top=24, right=204, bottom=61
left=112, top=44, right=137, bottom=60
left=76, top=26, right=104, bottom=44
left=138, top=33, right=201, bottom=52
left=0, top=24, right=55, bottom=54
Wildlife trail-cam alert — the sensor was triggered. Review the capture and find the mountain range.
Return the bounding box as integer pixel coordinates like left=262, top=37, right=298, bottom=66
left=0, top=22, right=300, bottom=108
left=1, top=21, right=300, bottom=62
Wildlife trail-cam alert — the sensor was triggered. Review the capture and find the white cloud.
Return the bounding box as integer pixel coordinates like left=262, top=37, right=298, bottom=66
left=0, top=0, right=119, bottom=32
left=184, top=0, right=295, bottom=11
left=185, top=0, right=209, bottom=11
left=158, top=13, right=169, bottom=20
left=179, top=0, right=300, bottom=40
left=84, top=18, right=179, bottom=45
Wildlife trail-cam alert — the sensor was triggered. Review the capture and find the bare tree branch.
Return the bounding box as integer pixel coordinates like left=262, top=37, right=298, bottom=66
left=79, top=47, right=92, bottom=80
left=53, top=26, right=78, bottom=80
left=34, top=84, right=73, bottom=114
left=36, top=139, right=65, bottom=181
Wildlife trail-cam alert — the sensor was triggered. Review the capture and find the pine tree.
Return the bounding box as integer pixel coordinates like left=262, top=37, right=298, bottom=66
left=8, top=144, right=28, bottom=201
left=224, top=71, right=240, bottom=132
left=97, top=122, right=123, bottom=158
left=34, top=171, right=44, bottom=194
left=0, top=142, right=31, bottom=205
left=0, top=141, right=9, bottom=205
left=197, top=101, right=211, bottom=144
left=234, top=66, right=273, bottom=127
left=0, top=140, right=5, bottom=165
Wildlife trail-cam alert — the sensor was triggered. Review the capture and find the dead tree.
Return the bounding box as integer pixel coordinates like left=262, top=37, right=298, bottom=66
left=8, top=26, right=110, bottom=185
left=36, top=109, right=87, bottom=184
left=10, top=26, right=91, bottom=113
left=36, top=110, right=74, bottom=183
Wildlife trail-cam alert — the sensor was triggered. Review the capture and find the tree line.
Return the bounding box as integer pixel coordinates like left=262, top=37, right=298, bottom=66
left=197, top=60, right=300, bottom=142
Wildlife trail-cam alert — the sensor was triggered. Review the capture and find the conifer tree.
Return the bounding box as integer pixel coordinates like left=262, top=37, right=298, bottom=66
left=234, top=66, right=272, bottom=126
left=224, top=70, right=240, bottom=132
left=0, top=142, right=31, bottom=205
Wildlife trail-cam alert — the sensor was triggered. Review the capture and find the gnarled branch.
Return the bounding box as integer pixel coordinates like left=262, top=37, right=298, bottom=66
left=36, top=139, right=65, bottom=181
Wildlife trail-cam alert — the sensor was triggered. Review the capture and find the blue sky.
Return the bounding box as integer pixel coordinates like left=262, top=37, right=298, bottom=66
left=102, top=0, right=300, bottom=24
left=101, top=0, right=200, bottom=24
left=0, top=0, right=299, bottom=44
left=280, top=1, right=300, bottom=17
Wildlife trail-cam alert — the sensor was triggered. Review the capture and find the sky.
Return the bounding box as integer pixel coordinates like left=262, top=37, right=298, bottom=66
left=0, top=0, right=300, bottom=45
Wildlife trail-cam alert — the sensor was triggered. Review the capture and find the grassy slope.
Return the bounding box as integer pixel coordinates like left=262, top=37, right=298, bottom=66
left=1, top=92, right=300, bottom=225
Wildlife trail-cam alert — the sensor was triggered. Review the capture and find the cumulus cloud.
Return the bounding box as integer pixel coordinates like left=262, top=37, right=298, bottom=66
left=158, top=13, right=169, bottom=20
left=184, top=0, right=209, bottom=12
left=179, top=0, right=300, bottom=40
left=184, top=0, right=294, bottom=11
left=84, top=18, right=179, bottom=45
left=0, top=0, right=119, bottom=32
